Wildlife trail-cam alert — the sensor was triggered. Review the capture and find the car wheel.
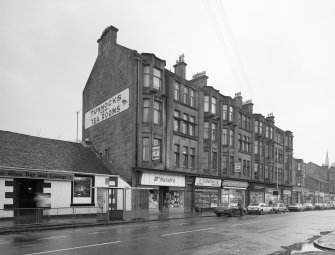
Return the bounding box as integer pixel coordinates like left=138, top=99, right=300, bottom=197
left=283, top=210, right=286, bottom=213
left=216, top=213, right=222, bottom=217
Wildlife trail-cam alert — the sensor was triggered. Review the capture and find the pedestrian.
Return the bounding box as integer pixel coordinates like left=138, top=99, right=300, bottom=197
left=237, top=199, right=244, bottom=216
left=34, top=192, right=49, bottom=222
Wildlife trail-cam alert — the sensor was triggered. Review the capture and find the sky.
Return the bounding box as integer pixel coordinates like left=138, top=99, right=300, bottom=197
left=0, top=0, right=334, bottom=166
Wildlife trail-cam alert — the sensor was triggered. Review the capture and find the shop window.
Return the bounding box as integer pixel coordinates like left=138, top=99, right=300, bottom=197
left=149, top=189, right=159, bottom=209
left=73, top=176, right=93, bottom=204
left=195, top=188, right=218, bottom=208
left=163, top=190, right=184, bottom=208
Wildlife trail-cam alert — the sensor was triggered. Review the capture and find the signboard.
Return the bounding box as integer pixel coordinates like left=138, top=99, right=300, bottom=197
left=0, top=169, right=73, bottom=181
left=140, top=172, right=185, bottom=187
left=109, top=176, right=118, bottom=187
left=85, top=88, right=129, bottom=129
left=97, top=188, right=108, bottom=213
left=234, top=163, right=241, bottom=173
left=283, top=190, right=292, bottom=195
left=222, top=180, right=248, bottom=188
left=152, top=146, right=160, bottom=160
left=195, top=177, right=221, bottom=187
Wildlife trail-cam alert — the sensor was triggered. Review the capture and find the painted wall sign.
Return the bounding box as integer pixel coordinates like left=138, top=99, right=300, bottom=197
left=0, top=169, right=73, bottom=181
left=140, top=172, right=185, bottom=187
left=222, top=180, right=248, bottom=188
left=195, top=177, right=221, bottom=187
left=85, top=88, right=129, bottom=129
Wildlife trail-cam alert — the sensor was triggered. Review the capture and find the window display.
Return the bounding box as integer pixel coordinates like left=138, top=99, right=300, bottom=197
left=250, top=191, right=264, bottom=204
left=149, top=189, right=159, bottom=209
left=221, top=189, right=245, bottom=205
left=195, top=188, right=218, bottom=208
left=73, top=176, right=93, bottom=204
left=163, top=190, right=184, bottom=208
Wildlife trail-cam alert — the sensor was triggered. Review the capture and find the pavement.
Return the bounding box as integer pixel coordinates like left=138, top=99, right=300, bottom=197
left=314, top=231, right=335, bottom=251
left=0, top=211, right=216, bottom=235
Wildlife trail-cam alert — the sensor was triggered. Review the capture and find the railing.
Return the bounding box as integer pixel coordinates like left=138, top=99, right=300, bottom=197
left=0, top=207, right=99, bottom=229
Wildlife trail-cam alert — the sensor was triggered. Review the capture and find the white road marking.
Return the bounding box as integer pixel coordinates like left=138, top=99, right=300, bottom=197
left=0, top=242, right=11, bottom=245
left=161, top=227, right=215, bottom=237
left=154, top=225, right=169, bottom=227
left=271, top=218, right=287, bottom=221
left=88, top=231, right=109, bottom=235
left=24, top=241, right=121, bottom=255
left=181, top=223, right=191, bottom=225
left=38, top=236, right=66, bottom=240
left=232, top=221, right=258, bottom=226
left=198, top=220, right=208, bottom=223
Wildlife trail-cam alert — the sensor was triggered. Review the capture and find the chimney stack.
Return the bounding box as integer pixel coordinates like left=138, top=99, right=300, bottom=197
left=191, top=71, right=208, bottom=87
left=242, top=99, right=253, bottom=113
left=234, top=92, right=243, bottom=107
left=97, top=25, right=119, bottom=55
left=173, top=54, right=187, bottom=79
left=266, top=113, right=275, bottom=123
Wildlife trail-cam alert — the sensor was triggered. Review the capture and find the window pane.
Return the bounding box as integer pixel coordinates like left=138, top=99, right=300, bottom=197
left=204, top=95, right=209, bottom=112
left=143, top=99, right=150, bottom=122
left=153, top=101, right=161, bottom=124
left=204, top=122, right=209, bottom=139
left=212, top=97, right=216, bottom=114
left=223, top=105, right=228, bottom=120
left=143, top=138, right=150, bottom=161
left=174, top=82, right=180, bottom=100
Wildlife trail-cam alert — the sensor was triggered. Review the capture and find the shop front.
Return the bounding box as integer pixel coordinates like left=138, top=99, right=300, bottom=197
left=265, top=187, right=280, bottom=205
left=249, top=184, right=265, bottom=204
left=194, top=177, right=221, bottom=212
left=282, top=189, right=292, bottom=206
left=221, top=180, right=248, bottom=207
left=140, top=171, right=186, bottom=214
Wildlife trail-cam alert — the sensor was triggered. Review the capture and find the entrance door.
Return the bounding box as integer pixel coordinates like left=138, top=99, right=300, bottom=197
left=14, top=178, right=42, bottom=222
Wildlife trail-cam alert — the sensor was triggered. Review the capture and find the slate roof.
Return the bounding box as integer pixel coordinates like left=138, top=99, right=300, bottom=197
left=0, top=130, right=114, bottom=175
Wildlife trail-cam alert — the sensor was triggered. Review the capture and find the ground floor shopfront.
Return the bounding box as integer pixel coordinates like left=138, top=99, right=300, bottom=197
left=0, top=167, right=122, bottom=219
left=137, top=170, right=294, bottom=214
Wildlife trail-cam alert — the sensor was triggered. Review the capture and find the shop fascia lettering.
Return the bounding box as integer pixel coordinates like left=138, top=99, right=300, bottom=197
left=222, top=180, right=248, bottom=188
left=0, top=169, right=73, bottom=181
left=141, top=172, right=185, bottom=187
left=195, top=177, right=221, bottom=187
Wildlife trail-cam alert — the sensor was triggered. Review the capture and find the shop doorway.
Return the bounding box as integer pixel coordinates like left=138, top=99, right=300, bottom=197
left=14, top=178, right=43, bottom=221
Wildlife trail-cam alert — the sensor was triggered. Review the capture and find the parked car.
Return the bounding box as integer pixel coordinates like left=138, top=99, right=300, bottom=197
left=314, top=203, right=325, bottom=210
left=326, top=201, right=335, bottom=209
left=247, top=202, right=273, bottom=215
left=271, top=203, right=287, bottom=213
left=303, top=203, right=315, bottom=211
left=214, top=203, right=246, bottom=217
left=287, top=203, right=305, bottom=212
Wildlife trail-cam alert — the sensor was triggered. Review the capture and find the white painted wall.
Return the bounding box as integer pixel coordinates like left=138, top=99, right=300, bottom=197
left=49, top=181, right=72, bottom=208
left=0, top=178, right=13, bottom=217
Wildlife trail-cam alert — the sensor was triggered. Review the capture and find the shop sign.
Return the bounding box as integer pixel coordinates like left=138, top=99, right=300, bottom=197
left=141, top=172, right=185, bottom=187
left=0, top=169, right=73, bottom=181
left=85, top=88, right=129, bottom=129
left=234, top=163, right=241, bottom=173
left=283, top=190, right=292, bottom=195
left=195, top=177, right=221, bottom=187
left=222, top=180, right=248, bottom=188
left=253, top=185, right=265, bottom=190
left=152, top=146, right=160, bottom=160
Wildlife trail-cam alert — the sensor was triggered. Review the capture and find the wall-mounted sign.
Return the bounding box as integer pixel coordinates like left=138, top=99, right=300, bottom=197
left=85, top=88, right=129, bottom=129
left=0, top=169, right=73, bottom=181
left=222, top=180, right=248, bottom=188
left=283, top=190, right=292, bottom=195
left=140, top=172, right=185, bottom=187
left=152, top=146, right=160, bottom=160
left=109, top=176, right=118, bottom=187
left=195, top=177, right=221, bottom=187
left=234, top=163, right=241, bottom=173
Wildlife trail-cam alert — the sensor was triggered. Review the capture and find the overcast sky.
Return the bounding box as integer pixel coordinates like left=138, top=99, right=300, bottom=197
left=1, top=0, right=334, bottom=166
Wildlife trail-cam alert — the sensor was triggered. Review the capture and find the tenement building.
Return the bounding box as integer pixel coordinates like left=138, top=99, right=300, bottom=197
left=82, top=25, right=294, bottom=215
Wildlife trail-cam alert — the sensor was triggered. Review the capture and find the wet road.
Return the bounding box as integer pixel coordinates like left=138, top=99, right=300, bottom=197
left=1, top=210, right=335, bottom=255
